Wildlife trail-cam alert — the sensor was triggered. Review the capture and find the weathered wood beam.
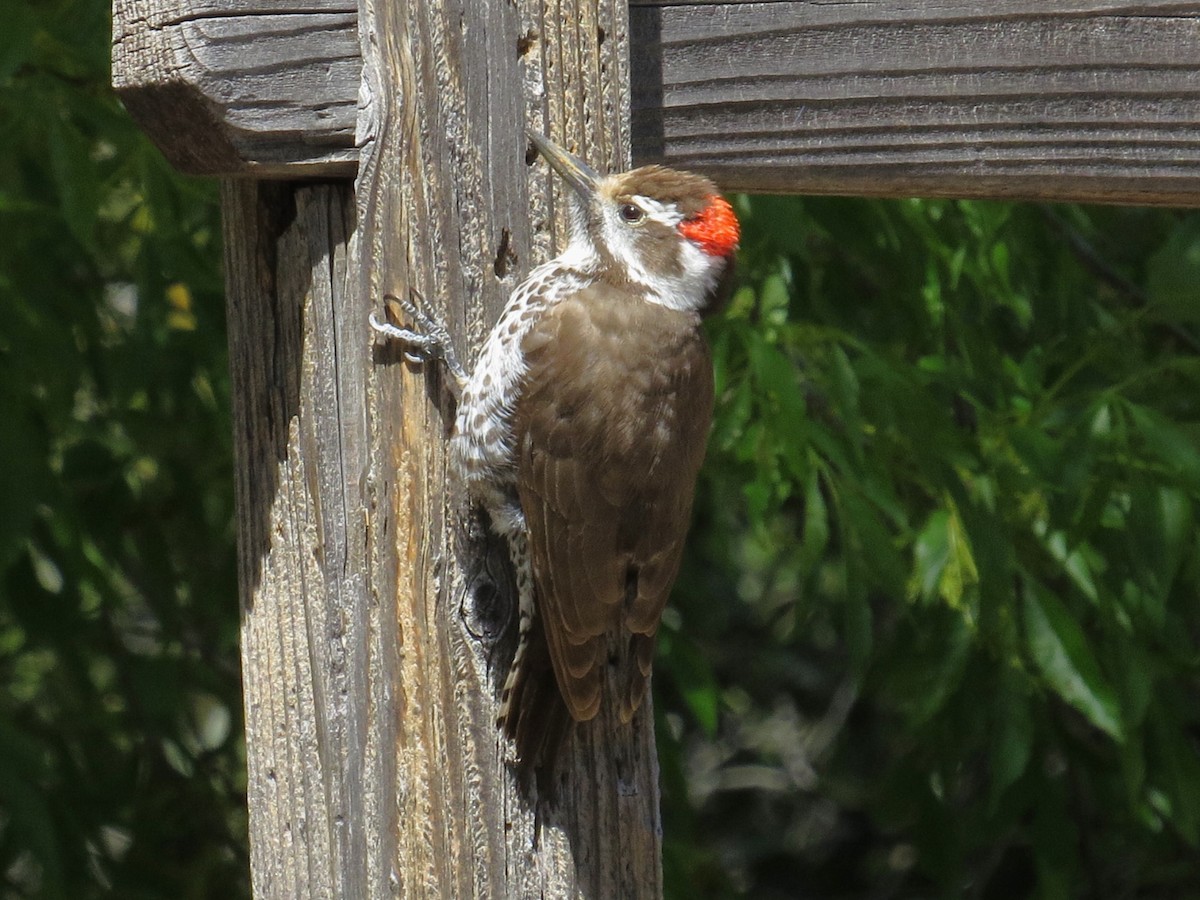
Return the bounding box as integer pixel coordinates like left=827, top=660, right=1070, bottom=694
left=353, top=0, right=661, bottom=893
left=112, top=0, right=360, bottom=176
left=215, top=0, right=662, bottom=895
left=114, top=1, right=1200, bottom=205
left=630, top=0, right=1200, bottom=204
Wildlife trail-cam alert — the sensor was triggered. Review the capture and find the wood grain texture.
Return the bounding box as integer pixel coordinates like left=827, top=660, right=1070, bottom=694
left=224, top=0, right=661, bottom=897
left=227, top=180, right=397, bottom=896
left=116, top=0, right=1200, bottom=204
left=630, top=0, right=1200, bottom=204
left=112, top=0, right=360, bottom=175
left=223, top=180, right=360, bottom=898
left=356, top=0, right=660, bottom=892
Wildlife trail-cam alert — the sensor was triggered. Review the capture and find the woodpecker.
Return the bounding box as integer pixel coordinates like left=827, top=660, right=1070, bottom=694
left=372, top=131, right=739, bottom=788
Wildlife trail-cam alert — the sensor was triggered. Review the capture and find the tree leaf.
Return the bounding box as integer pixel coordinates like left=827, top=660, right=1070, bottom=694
left=797, top=465, right=829, bottom=575
left=989, top=667, right=1033, bottom=809
left=908, top=504, right=978, bottom=612
left=1022, top=579, right=1123, bottom=741
left=909, top=509, right=951, bottom=604
left=1150, top=704, right=1200, bottom=845
left=1146, top=215, right=1200, bottom=324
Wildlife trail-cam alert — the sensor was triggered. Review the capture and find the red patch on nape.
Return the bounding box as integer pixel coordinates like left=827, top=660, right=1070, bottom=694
left=678, top=195, right=740, bottom=257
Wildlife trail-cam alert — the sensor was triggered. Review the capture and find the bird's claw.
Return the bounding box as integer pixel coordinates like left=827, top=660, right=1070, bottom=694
left=368, top=314, right=445, bottom=366
left=371, top=289, right=468, bottom=389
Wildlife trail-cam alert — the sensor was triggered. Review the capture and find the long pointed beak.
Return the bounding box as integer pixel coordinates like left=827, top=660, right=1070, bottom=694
left=527, top=130, right=601, bottom=201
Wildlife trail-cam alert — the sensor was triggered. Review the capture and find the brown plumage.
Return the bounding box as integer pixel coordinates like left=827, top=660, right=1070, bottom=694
left=489, top=137, right=738, bottom=792
left=372, top=132, right=739, bottom=795
left=516, top=285, right=714, bottom=721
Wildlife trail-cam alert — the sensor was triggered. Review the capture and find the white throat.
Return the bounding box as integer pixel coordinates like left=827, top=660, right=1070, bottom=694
left=604, top=223, right=720, bottom=311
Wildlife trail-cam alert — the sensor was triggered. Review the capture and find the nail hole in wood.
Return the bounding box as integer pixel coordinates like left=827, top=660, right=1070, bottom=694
left=494, top=228, right=517, bottom=279
left=517, top=29, right=537, bottom=58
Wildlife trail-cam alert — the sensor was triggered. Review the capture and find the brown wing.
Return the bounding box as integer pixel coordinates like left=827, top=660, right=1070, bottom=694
left=515, top=285, right=714, bottom=722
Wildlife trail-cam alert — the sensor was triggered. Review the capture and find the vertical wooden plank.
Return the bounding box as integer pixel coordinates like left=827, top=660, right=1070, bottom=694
left=223, top=180, right=362, bottom=897
left=227, top=0, right=661, bottom=896
left=355, top=0, right=661, bottom=892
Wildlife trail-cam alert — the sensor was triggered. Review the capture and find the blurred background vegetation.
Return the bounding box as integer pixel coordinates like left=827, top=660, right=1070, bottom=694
left=2, top=0, right=1199, bottom=897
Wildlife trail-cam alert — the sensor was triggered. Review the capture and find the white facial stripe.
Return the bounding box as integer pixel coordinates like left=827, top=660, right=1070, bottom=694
left=679, top=239, right=720, bottom=295
left=631, top=194, right=684, bottom=228
left=601, top=209, right=649, bottom=284
left=596, top=200, right=722, bottom=312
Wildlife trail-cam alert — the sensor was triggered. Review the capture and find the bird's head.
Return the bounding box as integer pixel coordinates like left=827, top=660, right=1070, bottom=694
left=529, top=131, right=740, bottom=313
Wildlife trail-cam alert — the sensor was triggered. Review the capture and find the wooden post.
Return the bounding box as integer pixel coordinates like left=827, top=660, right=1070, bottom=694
left=119, top=0, right=660, bottom=896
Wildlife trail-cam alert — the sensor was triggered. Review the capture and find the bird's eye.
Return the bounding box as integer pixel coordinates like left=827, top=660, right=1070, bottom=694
left=619, top=203, right=644, bottom=224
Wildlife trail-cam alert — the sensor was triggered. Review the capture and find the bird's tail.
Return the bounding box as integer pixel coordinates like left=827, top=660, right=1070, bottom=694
left=501, top=612, right=573, bottom=801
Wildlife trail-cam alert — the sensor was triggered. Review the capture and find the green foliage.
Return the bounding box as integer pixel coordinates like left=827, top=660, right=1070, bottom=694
left=0, top=0, right=243, bottom=896
left=658, top=196, right=1200, bottom=897
left=6, top=2, right=1200, bottom=897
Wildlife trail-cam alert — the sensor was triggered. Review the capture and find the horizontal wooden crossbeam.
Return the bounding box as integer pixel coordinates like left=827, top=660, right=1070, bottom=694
left=112, top=0, right=361, bottom=176
left=114, top=0, right=1200, bottom=203
left=631, top=1, right=1200, bottom=204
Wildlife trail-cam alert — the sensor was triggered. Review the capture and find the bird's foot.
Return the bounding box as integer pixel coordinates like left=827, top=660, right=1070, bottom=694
left=370, top=289, right=467, bottom=392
